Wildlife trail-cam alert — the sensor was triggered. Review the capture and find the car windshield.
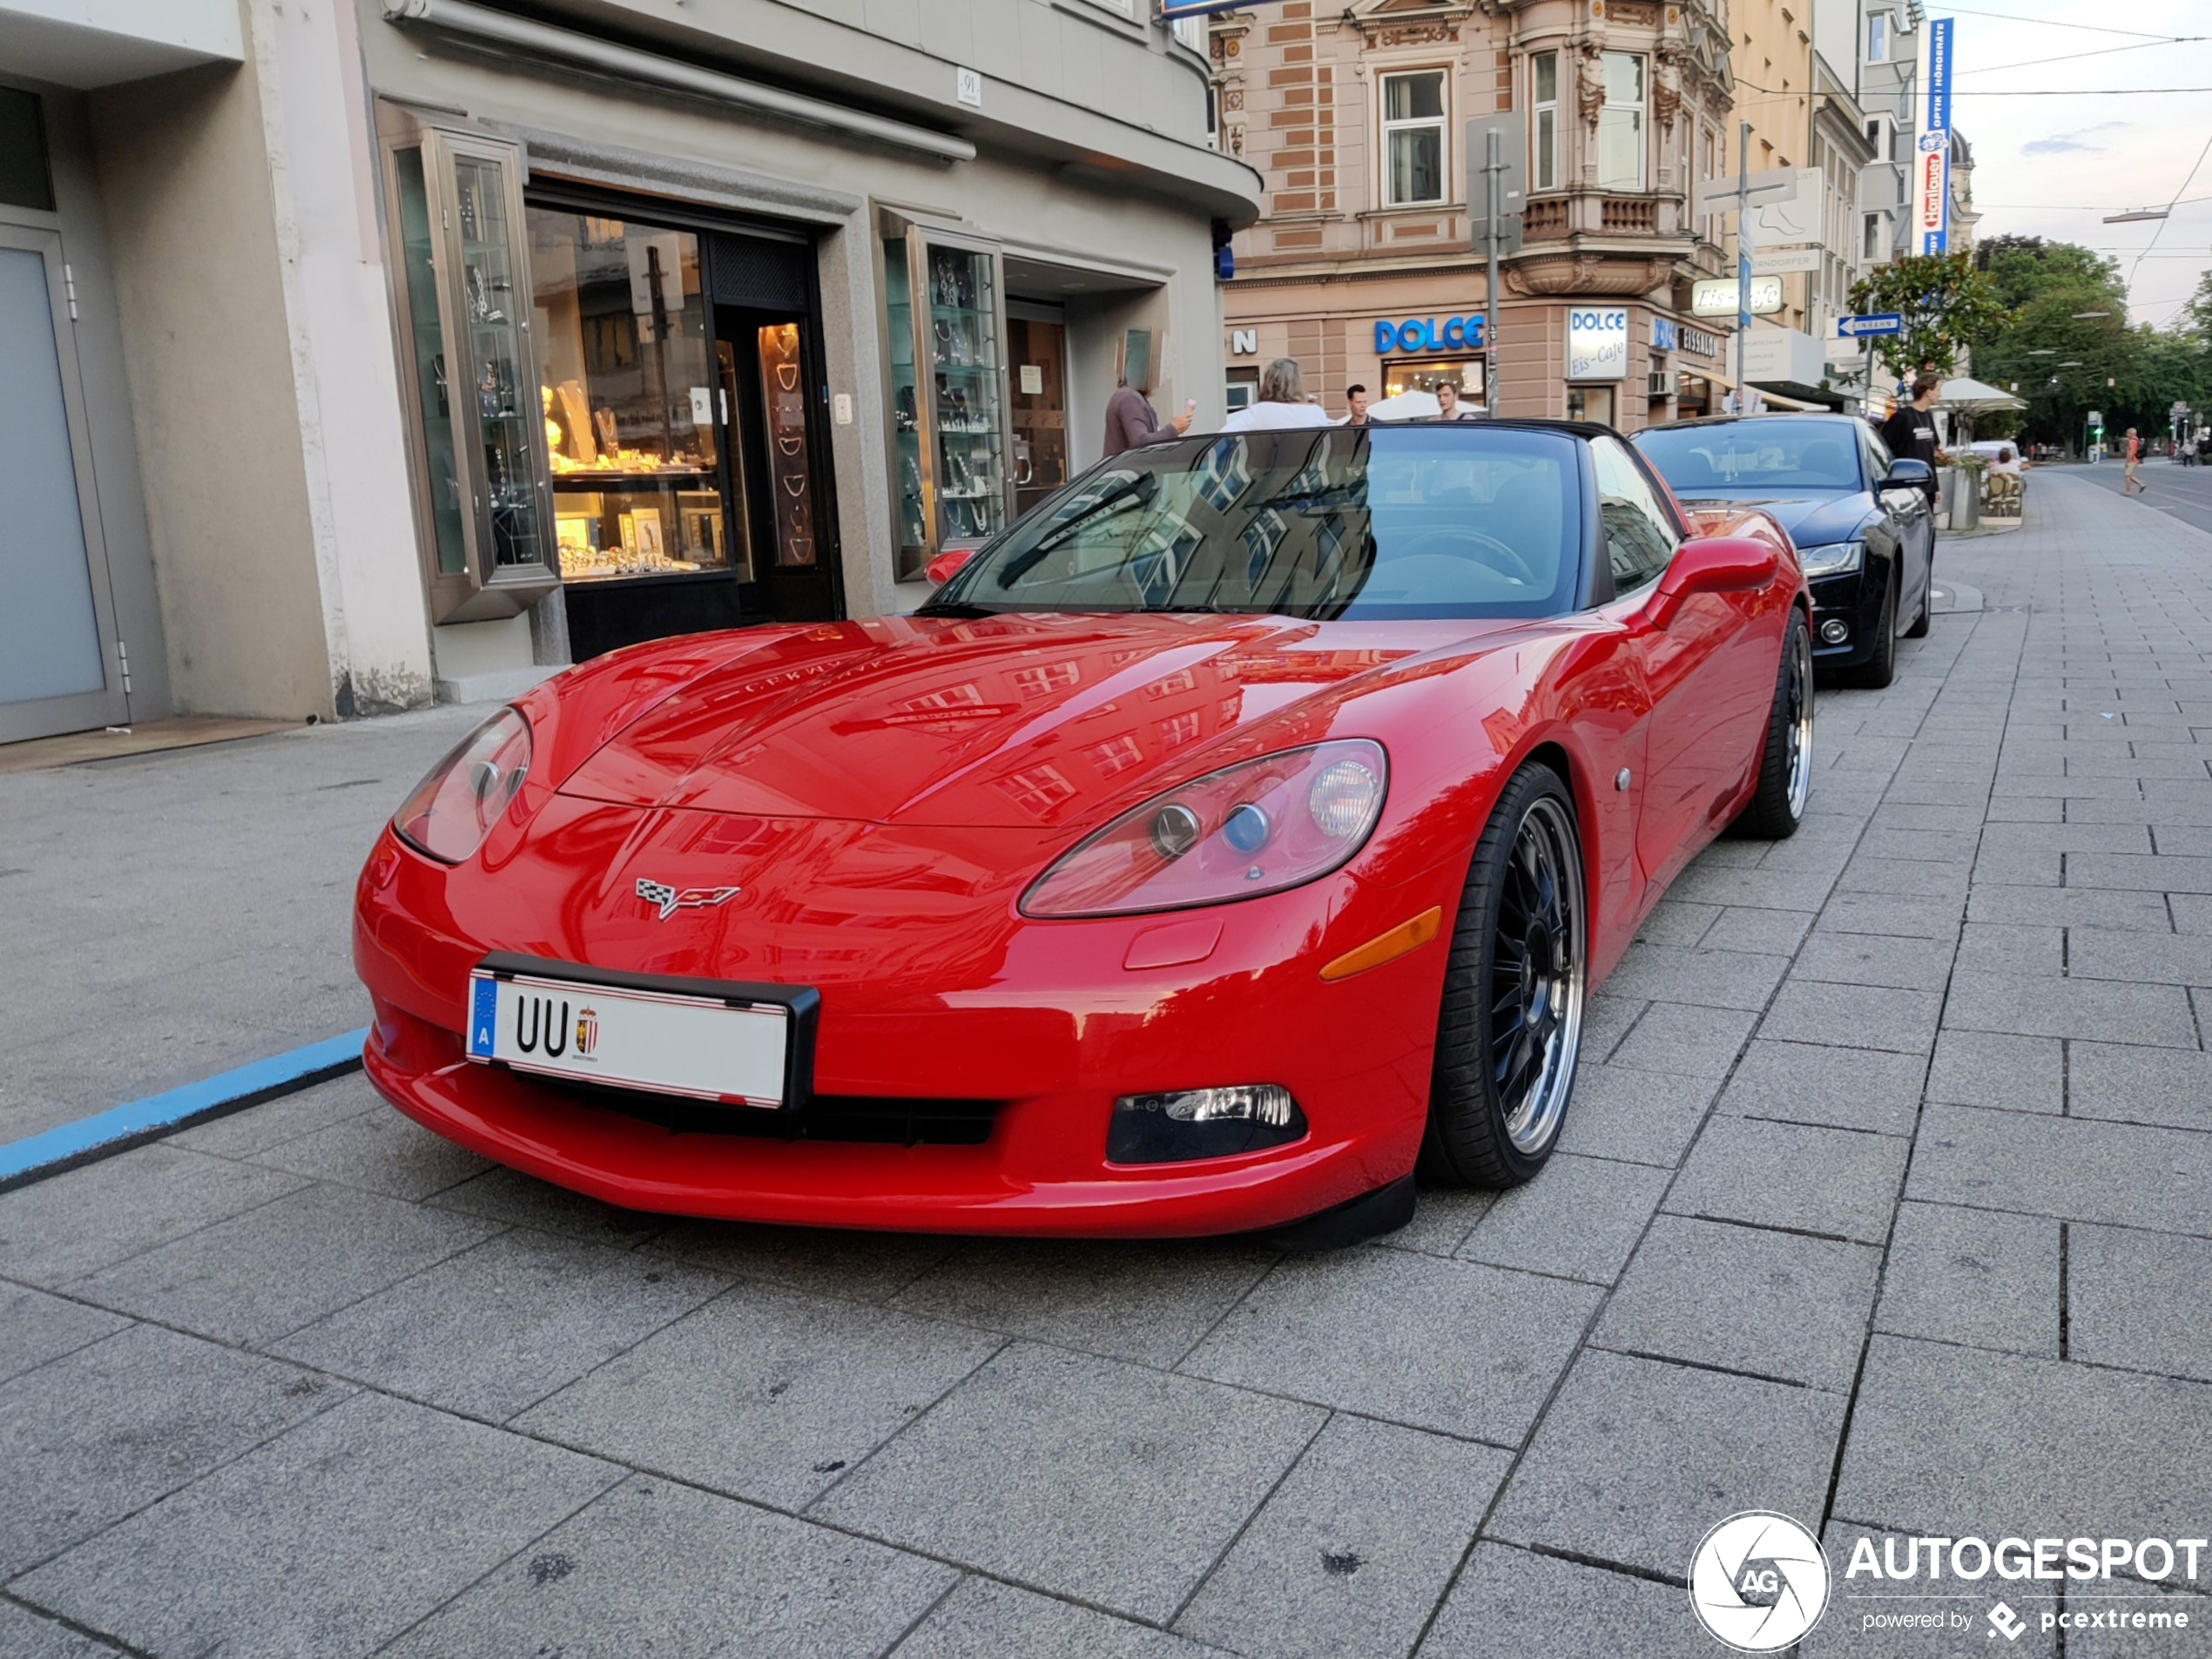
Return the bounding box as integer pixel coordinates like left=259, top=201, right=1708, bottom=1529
left=927, top=425, right=1584, bottom=620
left=1635, top=421, right=1864, bottom=495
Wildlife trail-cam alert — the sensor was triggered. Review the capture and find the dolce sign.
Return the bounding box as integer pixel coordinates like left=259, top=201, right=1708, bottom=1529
left=1374, top=315, right=1487, bottom=354
left=1567, top=307, right=1629, bottom=381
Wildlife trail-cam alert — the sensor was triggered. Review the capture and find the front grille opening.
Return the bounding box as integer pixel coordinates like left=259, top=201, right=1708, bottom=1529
left=549, top=1080, right=1005, bottom=1147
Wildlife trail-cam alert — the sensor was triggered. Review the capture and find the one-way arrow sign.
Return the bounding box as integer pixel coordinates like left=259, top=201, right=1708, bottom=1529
left=1836, top=313, right=1904, bottom=338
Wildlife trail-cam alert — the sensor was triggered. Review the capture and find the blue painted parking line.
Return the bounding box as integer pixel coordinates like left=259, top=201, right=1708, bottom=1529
left=0, top=1028, right=369, bottom=1192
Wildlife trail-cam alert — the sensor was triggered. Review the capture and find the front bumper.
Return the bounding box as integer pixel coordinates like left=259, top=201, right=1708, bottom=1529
left=354, top=824, right=1448, bottom=1238
left=1806, top=566, right=1884, bottom=669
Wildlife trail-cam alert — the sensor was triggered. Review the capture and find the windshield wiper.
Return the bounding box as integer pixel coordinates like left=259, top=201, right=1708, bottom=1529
left=913, top=601, right=999, bottom=618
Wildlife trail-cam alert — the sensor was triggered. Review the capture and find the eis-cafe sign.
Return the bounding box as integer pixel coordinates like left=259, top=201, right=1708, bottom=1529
left=1568, top=307, right=1629, bottom=381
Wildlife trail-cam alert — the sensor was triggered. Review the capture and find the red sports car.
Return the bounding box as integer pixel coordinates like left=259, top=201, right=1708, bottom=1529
left=354, top=421, right=1811, bottom=1245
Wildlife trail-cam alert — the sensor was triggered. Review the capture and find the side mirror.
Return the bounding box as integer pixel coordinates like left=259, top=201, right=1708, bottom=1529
left=925, top=547, right=979, bottom=586
left=1880, top=458, right=1933, bottom=491
left=1648, top=536, right=1778, bottom=625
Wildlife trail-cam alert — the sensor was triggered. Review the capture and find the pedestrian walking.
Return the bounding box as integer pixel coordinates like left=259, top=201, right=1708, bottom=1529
left=1217, top=357, right=1333, bottom=433
left=2124, top=428, right=2146, bottom=495
left=1344, top=384, right=1371, bottom=427
left=1101, top=374, right=1193, bottom=458
left=1434, top=380, right=1481, bottom=421
left=1878, top=375, right=1946, bottom=509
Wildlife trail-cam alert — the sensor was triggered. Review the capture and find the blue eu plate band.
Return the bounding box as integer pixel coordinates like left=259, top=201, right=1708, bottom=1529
left=0, top=1028, right=368, bottom=1193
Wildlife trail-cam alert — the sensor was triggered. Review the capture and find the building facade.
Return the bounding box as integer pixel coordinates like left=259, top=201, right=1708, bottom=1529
left=0, top=0, right=1258, bottom=741
left=1213, top=0, right=1740, bottom=432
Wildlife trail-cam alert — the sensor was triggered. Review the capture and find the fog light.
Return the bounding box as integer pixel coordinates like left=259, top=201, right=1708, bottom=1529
left=1107, top=1084, right=1308, bottom=1164
left=1819, top=618, right=1850, bottom=644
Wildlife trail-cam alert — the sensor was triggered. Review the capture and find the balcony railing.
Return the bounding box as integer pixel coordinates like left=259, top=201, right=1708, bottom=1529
left=1601, top=197, right=1657, bottom=233
left=1523, top=198, right=1570, bottom=237
left=1520, top=191, right=1691, bottom=243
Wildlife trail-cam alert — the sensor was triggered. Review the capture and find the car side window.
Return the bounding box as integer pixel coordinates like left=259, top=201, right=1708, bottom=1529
left=1863, top=426, right=1893, bottom=477
left=1590, top=435, right=1679, bottom=593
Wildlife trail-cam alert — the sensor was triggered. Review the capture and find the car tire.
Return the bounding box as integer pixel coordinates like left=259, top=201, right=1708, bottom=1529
left=1737, top=610, right=1815, bottom=841
left=1851, top=563, right=1898, bottom=689
left=1420, top=762, right=1586, bottom=1188
left=1905, top=550, right=1932, bottom=638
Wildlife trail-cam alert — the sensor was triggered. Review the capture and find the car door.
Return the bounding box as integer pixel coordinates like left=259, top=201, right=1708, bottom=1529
left=1595, top=437, right=1771, bottom=884
left=1863, top=426, right=1931, bottom=625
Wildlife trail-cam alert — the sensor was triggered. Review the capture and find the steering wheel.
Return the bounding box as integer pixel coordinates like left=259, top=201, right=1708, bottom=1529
left=1393, top=523, right=1541, bottom=587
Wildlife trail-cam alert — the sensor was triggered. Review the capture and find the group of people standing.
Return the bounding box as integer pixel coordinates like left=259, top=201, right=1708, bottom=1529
left=1101, top=356, right=1484, bottom=458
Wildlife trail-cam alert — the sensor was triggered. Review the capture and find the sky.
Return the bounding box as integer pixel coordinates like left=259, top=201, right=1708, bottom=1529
left=1927, top=0, right=2212, bottom=329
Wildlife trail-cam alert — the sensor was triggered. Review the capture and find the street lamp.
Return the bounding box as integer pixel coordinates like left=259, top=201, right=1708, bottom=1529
left=2102, top=210, right=2169, bottom=223
left=2072, top=311, right=2112, bottom=320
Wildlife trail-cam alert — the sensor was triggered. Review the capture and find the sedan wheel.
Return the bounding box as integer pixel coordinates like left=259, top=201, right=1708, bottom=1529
left=1421, top=764, right=1586, bottom=1186
left=1737, top=610, right=1814, bottom=840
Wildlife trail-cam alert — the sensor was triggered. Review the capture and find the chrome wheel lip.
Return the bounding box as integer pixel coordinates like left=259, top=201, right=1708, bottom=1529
left=1784, top=624, right=1815, bottom=819
left=1492, top=794, right=1586, bottom=1156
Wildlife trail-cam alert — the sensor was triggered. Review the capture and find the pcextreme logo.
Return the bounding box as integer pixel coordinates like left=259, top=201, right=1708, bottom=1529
left=1689, top=1512, right=1831, bottom=1651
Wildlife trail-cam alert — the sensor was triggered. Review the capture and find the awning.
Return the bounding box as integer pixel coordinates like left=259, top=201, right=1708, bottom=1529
left=1934, top=375, right=2027, bottom=414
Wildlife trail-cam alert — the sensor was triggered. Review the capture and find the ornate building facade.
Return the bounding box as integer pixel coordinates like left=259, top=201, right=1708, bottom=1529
left=1212, top=0, right=1739, bottom=429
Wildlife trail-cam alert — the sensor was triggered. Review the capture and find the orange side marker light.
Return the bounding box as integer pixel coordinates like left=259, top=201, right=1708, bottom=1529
left=1319, top=906, right=1444, bottom=982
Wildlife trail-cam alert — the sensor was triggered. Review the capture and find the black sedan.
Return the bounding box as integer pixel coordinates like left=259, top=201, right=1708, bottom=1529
left=1633, top=414, right=1935, bottom=687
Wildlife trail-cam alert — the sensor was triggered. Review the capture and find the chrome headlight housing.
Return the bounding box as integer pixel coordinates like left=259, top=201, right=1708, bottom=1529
left=1797, top=539, right=1865, bottom=579
left=1022, top=740, right=1388, bottom=919
left=392, top=707, right=532, bottom=865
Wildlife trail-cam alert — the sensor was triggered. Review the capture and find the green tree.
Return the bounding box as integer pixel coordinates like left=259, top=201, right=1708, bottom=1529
left=1969, top=239, right=2212, bottom=450
left=2182, top=270, right=2212, bottom=342
left=1973, top=236, right=2127, bottom=313
left=1847, top=251, right=2006, bottom=379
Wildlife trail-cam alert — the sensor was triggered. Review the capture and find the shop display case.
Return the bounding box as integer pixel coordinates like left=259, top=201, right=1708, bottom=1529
left=883, top=221, right=1016, bottom=581
left=534, top=212, right=738, bottom=587
left=382, top=123, right=561, bottom=623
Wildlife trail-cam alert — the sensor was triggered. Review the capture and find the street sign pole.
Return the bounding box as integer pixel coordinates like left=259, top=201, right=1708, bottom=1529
left=1485, top=125, right=1501, bottom=416
left=1736, top=120, right=1751, bottom=414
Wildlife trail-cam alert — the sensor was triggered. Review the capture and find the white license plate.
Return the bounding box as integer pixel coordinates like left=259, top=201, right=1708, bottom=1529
left=466, top=967, right=792, bottom=1108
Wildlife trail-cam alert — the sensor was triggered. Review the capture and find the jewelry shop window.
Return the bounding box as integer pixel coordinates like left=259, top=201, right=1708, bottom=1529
left=384, top=126, right=560, bottom=623
left=528, top=210, right=744, bottom=584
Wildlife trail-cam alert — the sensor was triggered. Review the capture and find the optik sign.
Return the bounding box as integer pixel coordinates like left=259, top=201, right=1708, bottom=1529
left=1915, top=17, right=1953, bottom=254
left=1568, top=307, right=1629, bottom=381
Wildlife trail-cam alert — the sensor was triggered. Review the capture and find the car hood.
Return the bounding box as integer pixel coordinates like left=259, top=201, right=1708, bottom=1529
left=1676, top=490, right=1872, bottom=550
left=556, top=611, right=1515, bottom=829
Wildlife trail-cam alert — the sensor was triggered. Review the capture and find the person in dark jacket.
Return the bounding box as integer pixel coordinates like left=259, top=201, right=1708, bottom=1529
left=1878, top=375, right=1946, bottom=507
left=1103, top=378, right=1193, bottom=458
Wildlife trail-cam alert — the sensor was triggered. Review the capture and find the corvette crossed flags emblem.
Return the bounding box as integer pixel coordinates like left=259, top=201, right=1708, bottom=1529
left=635, top=879, right=741, bottom=921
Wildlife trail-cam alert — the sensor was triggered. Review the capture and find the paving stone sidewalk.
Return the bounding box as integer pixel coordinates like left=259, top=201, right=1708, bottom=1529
left=4, top=471, right=2211, bottom=1656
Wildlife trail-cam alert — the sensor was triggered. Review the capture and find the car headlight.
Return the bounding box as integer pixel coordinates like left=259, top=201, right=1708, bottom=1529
left=1021, top=740, right=1387, bottom=919
left=392, top=708, right=533, bottom=865
left=1797, top=539, right=1865, bottom=578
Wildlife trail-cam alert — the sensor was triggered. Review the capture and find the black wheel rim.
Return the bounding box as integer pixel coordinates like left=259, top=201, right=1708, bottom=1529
left=1487, top=795, right=1585, bottom=1154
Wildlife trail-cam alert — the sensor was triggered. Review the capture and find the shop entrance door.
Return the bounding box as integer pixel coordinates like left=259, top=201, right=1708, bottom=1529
left=717, top=304, right=839, bottom=624
left=1007, top=310, right=1069, bottom=522
left=0, top=225, right=128, bottom=743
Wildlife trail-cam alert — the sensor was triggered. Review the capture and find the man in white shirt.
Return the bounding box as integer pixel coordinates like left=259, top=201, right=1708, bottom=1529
left=1218, top=357, right=1334, bottom=433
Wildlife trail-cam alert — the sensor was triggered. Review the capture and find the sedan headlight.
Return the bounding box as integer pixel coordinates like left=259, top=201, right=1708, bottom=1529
left=392, top=708, right=532, bottom=865
left=1797, top=539, right=1865, bottom=578
left=1021, top=740, right=1388, bottom=919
